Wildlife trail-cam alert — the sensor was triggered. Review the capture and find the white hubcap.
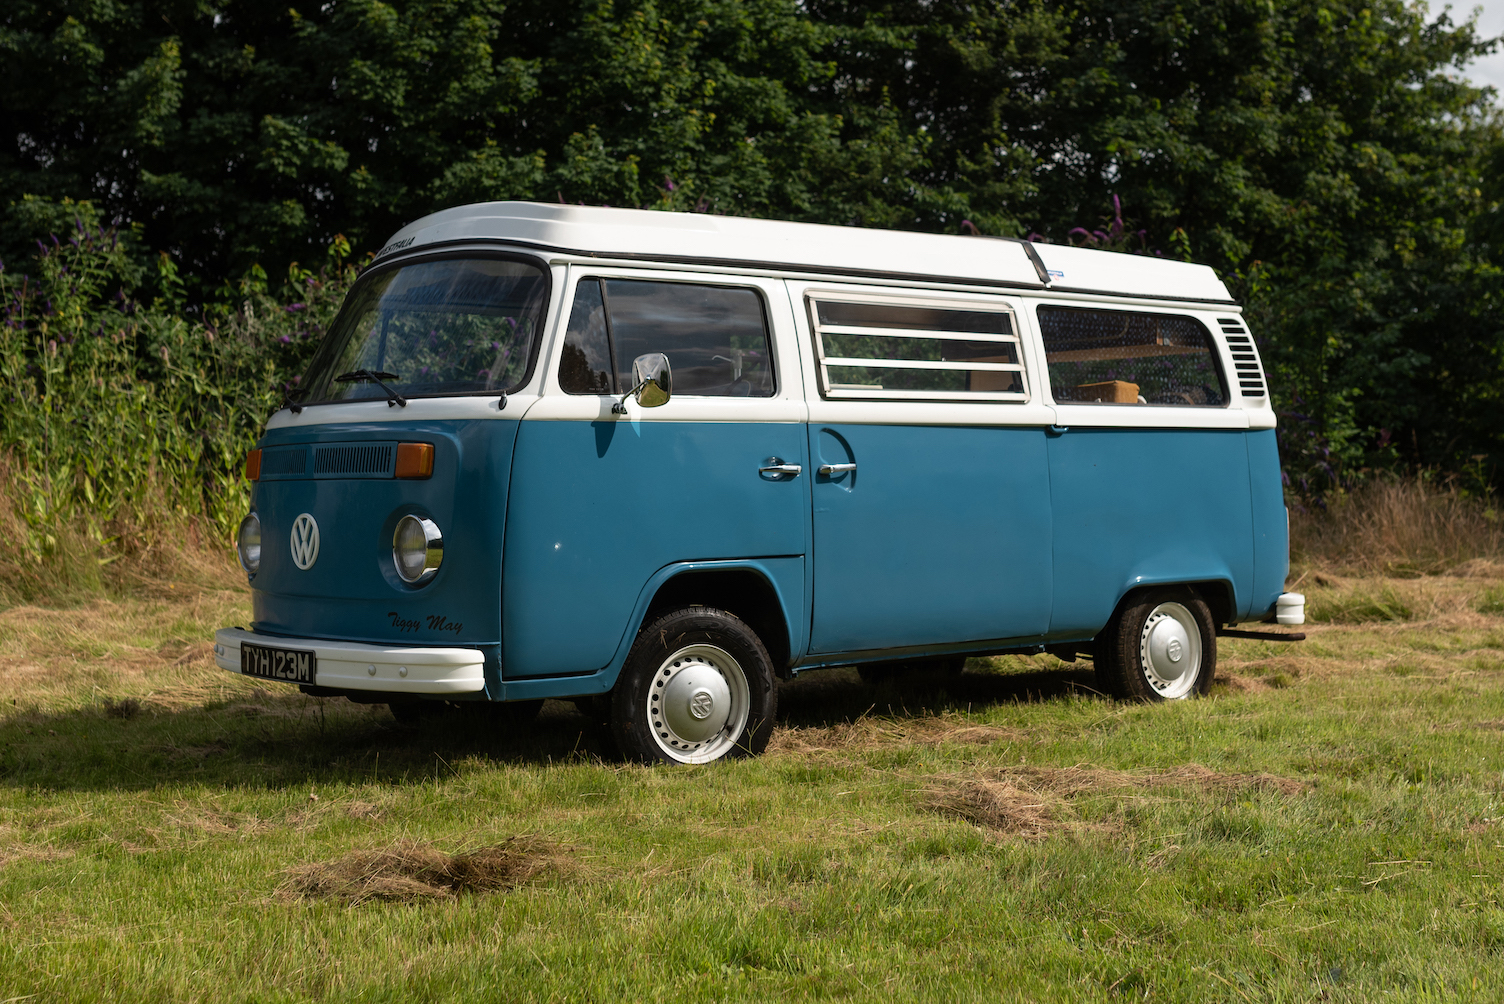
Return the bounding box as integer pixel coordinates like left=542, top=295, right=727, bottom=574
left=1138, top=602, right=1202, bottom=699
left=647, top=644, right=750, bottom=763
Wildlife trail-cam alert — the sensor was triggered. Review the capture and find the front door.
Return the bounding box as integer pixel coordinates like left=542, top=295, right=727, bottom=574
left=503, top=268, right=809, bottom=677
left=794, top=285, right=1054, bottom=656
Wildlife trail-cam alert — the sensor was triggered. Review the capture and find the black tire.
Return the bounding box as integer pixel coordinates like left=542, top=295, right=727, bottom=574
left=610, top=607, right=777, bottom=764
left=1097, top=587, right=1217, bottom=701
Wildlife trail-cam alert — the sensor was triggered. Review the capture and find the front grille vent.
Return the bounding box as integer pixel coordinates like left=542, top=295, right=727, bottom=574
left=1217, top=318, right=1267, bottom=400
left=260, top=448, right=307, bottom=476
left=313, top=444, right=394, bottom=476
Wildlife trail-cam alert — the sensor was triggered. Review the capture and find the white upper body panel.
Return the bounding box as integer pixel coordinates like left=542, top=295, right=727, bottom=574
left=1028, top=243, right=1232, bottom=303
left=371, top=201, right=1234, bottom=303
left=270, top=204, right=1262, bottom=430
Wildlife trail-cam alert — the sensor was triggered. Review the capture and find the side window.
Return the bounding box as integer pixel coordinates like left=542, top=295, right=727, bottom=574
left=1037, top=306, right=1227, bottom=407
left=809, top=297, right=1025, bottom=401
left=559, top=279, right=614, bottom=394
left=559, top=277, right=774, bottom=397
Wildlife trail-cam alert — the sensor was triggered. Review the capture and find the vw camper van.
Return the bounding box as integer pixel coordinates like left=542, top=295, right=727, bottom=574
left=214, top=202, right=1304, bottom=764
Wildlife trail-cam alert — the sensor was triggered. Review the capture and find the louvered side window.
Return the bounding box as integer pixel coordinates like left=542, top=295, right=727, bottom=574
left=808, top=295, right=1026, bottom=402
left=1216, top=317, right=1268, bottom=400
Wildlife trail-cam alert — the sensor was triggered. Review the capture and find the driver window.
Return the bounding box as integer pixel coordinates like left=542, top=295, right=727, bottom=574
left=559, top=278, right=774, bottom=397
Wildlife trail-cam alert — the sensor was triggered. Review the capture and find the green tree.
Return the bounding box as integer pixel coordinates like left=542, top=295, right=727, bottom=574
left=4, top=0, right=1502, bottom=480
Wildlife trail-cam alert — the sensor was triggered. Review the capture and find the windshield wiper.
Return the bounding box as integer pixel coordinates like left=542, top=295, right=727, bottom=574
left=334, top=369, right=406, bottom=408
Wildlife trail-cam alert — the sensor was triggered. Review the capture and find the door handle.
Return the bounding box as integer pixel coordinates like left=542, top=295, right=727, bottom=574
left=818, top=462, right=857, bottom=476
left=1046, top=425, right=1069, bottom=437
left=759, top=458, right=802, bottom=481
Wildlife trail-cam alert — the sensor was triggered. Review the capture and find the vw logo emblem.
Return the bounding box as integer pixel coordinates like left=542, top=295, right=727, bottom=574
left=290, top=513, right=320, bottom=570
left=1166, top=638, right=1183, bottom=663
left=688, top=689, right=715, bottom=720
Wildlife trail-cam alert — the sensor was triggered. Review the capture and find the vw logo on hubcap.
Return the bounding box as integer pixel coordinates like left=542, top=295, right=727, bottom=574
left=290, top=513, right=320, bottom=570
left=1166, top=638, right=1183, bottom=662
left=688, top=689, right=715, bottom=720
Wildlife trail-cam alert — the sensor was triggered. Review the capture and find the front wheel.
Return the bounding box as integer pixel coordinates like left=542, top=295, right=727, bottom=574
left=1098, top=588, right=1216, bottom=701
left=611, top=607, right=777, bottom=764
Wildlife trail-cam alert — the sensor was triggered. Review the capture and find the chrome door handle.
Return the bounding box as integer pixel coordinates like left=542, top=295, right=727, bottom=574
left=818, top=463, right=857, bottom=475
left=759, top=458, right=802, bottom=480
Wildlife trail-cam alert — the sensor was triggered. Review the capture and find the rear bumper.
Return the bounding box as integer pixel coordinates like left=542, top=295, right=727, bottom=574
left=213, top=628, right=486, bottom=694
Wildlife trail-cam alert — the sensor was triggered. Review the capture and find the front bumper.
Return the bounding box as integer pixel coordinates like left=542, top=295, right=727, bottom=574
left=213, top=628, right=486, bottom=694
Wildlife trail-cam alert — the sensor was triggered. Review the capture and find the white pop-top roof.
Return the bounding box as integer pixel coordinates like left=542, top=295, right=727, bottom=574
left=373, top=201, right=1235, bottom=305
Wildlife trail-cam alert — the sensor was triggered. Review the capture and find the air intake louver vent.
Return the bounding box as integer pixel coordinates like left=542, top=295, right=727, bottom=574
left=313, top=444, right=394, bottom=476
left=260, top=447, right=307, bottom=476
left=1218, top=318, right=1267, bottom=399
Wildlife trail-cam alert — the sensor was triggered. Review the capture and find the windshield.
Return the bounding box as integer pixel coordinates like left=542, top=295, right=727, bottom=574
left=300, top=256, right=549, bottom=404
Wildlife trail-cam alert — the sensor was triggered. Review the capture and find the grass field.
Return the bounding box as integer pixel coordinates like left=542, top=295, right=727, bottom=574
left=1, top=559, right=1502, bottom=1002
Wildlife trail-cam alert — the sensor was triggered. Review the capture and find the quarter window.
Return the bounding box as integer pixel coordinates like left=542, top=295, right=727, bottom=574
left=809, top=297, right=1026, bottom=401
left=1036, top=306, right=1227, bottom=407
left=559, top=278, right=774, bottom=397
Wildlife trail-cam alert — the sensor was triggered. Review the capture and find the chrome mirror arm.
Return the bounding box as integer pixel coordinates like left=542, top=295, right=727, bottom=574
left=611, top=377, right=649, bottom=415
left=612, top=353, right=673, bottom=414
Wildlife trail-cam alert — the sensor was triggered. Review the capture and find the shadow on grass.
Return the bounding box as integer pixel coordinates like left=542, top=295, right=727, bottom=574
left=0, top=664, right=1101, bottom=793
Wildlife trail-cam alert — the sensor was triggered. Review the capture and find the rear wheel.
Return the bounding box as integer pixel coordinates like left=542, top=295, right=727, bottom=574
left=1098, top=588, right=1216, bottom=701
left=611, top=607, right=776, bottom=764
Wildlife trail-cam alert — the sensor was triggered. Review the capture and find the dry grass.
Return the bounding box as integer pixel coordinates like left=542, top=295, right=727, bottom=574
left=279, top=837, right=556, bottom=905
left=924, top=764, right=1308, bottom=838
left=0, top=451, right=248, bottom=608
left=768, top=713, right=1019, bottom=756
left=0, top=572, right=251, bottom=712
left=1291, top=476, right=1504, bottom=574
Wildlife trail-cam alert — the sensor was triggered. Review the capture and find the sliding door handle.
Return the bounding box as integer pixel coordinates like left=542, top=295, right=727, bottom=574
left=759, top=458, right=802, bottom=481
left=818, top=462, right=857, bottom=476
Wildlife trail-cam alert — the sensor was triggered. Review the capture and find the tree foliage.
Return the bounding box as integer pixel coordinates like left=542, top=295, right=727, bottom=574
left=2, top=0, right=1503, bottom=483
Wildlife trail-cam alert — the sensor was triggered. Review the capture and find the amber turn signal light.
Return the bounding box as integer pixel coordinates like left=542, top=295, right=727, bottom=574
left=395, top=442, right=434, bottom=479
left=245, top=449, right=262, bottom=481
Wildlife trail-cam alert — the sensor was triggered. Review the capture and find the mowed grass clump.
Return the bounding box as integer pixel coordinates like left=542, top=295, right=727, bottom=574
left=2, top=538, right=1504, bottom=1000
left=281, top=836, right=556, bottom=904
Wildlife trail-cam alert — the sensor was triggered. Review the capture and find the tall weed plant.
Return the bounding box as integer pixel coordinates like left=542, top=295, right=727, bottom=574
left=0, top=212, right=357, bottom=599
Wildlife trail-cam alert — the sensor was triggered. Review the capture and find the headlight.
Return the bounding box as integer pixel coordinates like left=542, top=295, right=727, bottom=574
left=393, top=514, right=443, bottom=585
left=236, top=513, right=261, bottom=576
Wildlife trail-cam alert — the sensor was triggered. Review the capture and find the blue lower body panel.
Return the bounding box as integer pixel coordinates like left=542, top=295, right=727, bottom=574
left=502, top=419, right=808, bottom=677
left=1046, top=427, right=1255, bottom=636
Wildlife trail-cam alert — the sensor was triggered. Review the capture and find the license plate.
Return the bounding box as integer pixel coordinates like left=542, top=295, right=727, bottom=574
left=240, top=643, right=316, bottom=684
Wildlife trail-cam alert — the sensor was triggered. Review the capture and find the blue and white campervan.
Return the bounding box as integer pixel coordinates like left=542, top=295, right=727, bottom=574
left=214, top=203, right=1304, bottom=764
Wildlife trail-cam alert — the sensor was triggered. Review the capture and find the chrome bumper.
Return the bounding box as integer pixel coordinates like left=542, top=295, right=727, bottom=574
left=213, top=627, right=486, bottom=694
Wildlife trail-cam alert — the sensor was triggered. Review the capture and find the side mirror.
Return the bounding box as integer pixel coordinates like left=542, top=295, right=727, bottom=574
left=631, top=353, right=672, bottom=408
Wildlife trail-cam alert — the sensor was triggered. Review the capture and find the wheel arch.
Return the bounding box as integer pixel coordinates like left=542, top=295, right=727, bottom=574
left=640, top=566, right=795, bottom=678
left=1104, top=578, right=1237, bottom=635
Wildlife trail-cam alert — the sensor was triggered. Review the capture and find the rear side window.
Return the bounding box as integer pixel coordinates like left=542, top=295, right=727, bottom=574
left=1037, top=306, right=1227, bottom=407
left=809, top=296, right=1026, bottom=401
left=559, top=278, right=774, bottom=397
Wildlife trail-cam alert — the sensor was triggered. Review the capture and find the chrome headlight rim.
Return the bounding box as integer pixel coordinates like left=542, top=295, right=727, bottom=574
left=392, top=513, right=444, bottom=585
left=236, top=512, right=262, bottom=578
